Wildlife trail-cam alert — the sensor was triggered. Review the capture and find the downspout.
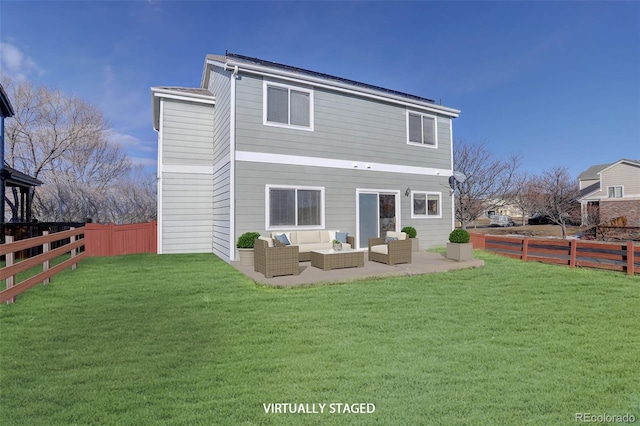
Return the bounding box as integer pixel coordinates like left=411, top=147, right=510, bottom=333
left=228, top=65, right=238, bottom=261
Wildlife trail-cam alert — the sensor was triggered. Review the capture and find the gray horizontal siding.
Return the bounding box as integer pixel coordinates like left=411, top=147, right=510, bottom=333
left=234, top=74, right=452, bottom=170
left=162, top=99, right=214, bottom=166
left=212, top=161, right=231, bottom=262
left=161, top=172, right=214, bottom=254
left=235, top=161, right=453, bottom=249
left=210, top=67, right=232, bottom=161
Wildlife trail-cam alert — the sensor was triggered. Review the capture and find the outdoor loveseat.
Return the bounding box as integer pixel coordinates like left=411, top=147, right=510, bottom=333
left=368, top=231, right=412, bottom=265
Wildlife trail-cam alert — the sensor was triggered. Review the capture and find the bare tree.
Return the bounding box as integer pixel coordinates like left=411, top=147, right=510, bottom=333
left=2, top=75, right=156, bottom=223
left=453, top=139, right=520, bottom=228
left=530, top=166, right=580, bottom=239
left=505, top=172, right=542, bottom=226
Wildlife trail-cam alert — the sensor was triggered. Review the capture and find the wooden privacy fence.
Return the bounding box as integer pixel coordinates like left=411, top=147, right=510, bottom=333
left=84, top=220, right=157, bottom=256
left=1, top=228, right=86, bottom=303
left=469, top=233, right=639, bottom=276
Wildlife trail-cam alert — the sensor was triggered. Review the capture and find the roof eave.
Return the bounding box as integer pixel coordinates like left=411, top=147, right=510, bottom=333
left=207, top=55, right=460, bottom=118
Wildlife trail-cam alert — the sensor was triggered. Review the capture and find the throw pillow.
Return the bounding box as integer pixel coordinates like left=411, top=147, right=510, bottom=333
left=336, top=232, right=348, bottom=243
left=275, top=233, right=291, bottom=245
left=384, top=236, right=398, bottom=244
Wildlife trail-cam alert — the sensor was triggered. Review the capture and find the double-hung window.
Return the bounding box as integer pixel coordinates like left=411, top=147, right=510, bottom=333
left=607, top=186, right=623, bottom=198
left=407, top=111, right=437, bottom=147
left=266, top=185, right=324, bottom=229
left=411, top=191, right=442, bottom=218
left=264, top=82, right=313, bottom=130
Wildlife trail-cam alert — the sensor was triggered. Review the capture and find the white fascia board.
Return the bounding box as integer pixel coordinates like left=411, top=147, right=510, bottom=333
left=236, top=151, right=452, bottom=177
left=151, top=90, right=216, bottom=105
left=209, top=58, right=460, bottom=118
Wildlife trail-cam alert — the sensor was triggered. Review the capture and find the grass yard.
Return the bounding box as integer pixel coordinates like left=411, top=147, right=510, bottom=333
left=1, top=251, right=638, bottom=425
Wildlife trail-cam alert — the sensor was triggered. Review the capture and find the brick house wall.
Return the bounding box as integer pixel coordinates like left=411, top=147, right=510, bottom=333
left=600, top=199, right=640, bottom=227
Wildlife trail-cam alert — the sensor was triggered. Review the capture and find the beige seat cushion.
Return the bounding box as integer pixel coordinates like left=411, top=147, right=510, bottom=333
left=370, top=244, right=388, bottom=255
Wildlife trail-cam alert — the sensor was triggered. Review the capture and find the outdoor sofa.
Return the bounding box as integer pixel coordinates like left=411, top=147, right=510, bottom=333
left=270, top=230, right=354, bottom=262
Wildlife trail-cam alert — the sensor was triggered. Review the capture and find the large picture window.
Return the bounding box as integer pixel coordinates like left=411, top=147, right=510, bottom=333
left=264, top=82, right=313, bottom=130
left=407, top=111, right=437, bottom=147
left=266, top=185, right=324, bottom=229
left=411, top=191, right=441, bottom=218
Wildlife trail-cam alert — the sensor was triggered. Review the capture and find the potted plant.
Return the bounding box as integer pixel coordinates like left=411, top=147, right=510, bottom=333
left=401, top=226, right=419, bottom=252
left=332, top=239, right=342, bottom=251
left=446, top=229, right=473, bottom=261
left=237, top=232, right=261, bottom=266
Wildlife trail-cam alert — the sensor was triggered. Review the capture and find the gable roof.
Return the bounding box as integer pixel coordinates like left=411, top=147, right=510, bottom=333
left=204, top=52, right=460, bottom=118
left=577, top=162, right=611, bottom=181
left=577, top=158, right=640, bottom=181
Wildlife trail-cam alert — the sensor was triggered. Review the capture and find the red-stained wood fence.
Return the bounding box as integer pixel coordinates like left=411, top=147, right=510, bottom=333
left=469, top=233, right=639, bottom=276
left=84, top=220, right=157, bottom=257
left=1, top=228, right=86, bottom=303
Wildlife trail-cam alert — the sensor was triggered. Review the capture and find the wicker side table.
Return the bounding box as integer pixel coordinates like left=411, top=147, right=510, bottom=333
left=310, top=249, right=365, bottom=271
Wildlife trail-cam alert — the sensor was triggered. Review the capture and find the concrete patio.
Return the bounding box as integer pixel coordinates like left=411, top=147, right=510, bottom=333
left=231, top=250, right=485, bottom=287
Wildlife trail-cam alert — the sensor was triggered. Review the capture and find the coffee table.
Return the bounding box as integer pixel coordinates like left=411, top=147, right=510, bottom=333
left=310, top=249, right=365, bottom=271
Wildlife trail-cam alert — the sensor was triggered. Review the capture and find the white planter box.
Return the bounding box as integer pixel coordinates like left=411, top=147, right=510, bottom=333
left=446, top=243, right=473, bottom=261
left=238, top=248, right=254, bottom=266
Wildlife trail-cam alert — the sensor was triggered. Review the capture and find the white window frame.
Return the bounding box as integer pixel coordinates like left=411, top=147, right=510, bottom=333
left=265, top=184, right=325, bottom=230
left=410, top=191, right=442, bottom=219
left=607, top=185, right=624, bottom=198
left=407, top=110, right=437, bottom=148
left=263, top=81, right=314, bottom=131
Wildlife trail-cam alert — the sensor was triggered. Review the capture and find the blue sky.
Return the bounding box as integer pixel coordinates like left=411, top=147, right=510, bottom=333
left=1, top=1, right=639, bottom=178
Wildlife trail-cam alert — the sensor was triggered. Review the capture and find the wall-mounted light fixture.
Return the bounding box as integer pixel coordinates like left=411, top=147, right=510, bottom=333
left=405, top=187, right=411, bottom=197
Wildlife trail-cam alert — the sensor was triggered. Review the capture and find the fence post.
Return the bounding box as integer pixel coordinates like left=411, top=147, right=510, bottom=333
left=43, top=231, right=50, bottom=285
left=569, top=239, right=577, bottom=268
left=627, top=241, right=635, bottom=276
left=5, top=235, right=15, bottom=304
left=70, top=227, right=77, bottom=270
left=522, top=237, right=529, bottom=262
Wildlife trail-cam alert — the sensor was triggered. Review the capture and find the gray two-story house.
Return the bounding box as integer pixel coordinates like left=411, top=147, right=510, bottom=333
left=151, top=53, right=460, bottom=262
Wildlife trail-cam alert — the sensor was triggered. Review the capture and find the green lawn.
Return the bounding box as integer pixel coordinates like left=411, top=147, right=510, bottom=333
left=1, top=251, right=638, bottom=425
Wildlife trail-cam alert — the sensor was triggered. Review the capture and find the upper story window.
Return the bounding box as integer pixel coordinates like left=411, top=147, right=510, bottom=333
left=411, top=191, right=442, bottom=218
left=607, top=186, right=623, bottom=198
left=407, top=111, right=437, bottom=148
left=263, top=82, right=314, bottom=131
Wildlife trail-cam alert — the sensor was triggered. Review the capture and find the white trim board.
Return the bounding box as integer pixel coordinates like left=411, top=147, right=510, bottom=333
left=236, top=151, right=451, bottom=177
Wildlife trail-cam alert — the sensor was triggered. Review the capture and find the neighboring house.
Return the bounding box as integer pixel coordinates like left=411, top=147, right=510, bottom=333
left=577, top=159, right=640, bottom=226
left=1, top=84, right=43, bottom=227
left=151, top=53, right=460, bottom=261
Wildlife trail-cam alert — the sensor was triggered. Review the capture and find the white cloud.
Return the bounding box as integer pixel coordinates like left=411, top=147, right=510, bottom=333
left=0, top=42, right=41, bottom=79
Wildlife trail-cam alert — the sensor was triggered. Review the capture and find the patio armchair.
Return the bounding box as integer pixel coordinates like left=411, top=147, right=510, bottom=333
left=368, top=231, right=412, bottom=265
left=254, top=238, right=300, bottom=278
